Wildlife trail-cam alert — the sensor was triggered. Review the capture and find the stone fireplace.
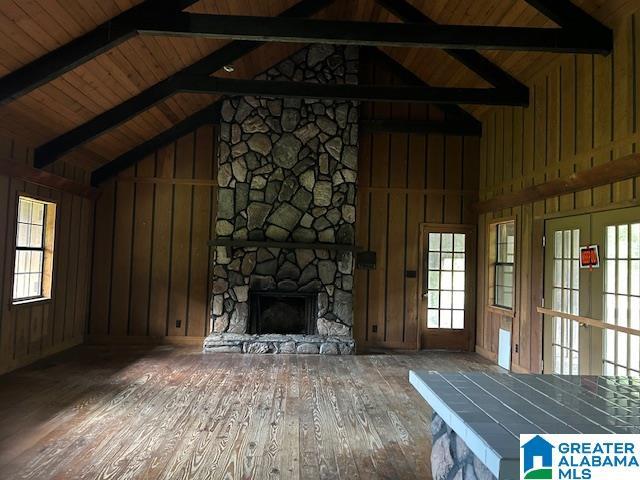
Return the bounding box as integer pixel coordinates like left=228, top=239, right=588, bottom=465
left=203, top=44, right=359, bottom=355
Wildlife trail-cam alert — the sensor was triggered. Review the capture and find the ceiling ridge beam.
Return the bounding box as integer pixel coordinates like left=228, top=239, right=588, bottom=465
left=136, top=12, right=612, bottom=54
left=90, top=103, right=221, bottom=186
left=179, top=76, right=527, bottom=106
left=33, top=0, right=335, bottom=169
left=375, top=0, right=528, bottom=95
left=0, top=0, right=199, bottom=104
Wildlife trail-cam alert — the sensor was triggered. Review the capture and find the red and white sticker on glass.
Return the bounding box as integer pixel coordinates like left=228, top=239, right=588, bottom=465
left=579, top=245, right=600, bottom=269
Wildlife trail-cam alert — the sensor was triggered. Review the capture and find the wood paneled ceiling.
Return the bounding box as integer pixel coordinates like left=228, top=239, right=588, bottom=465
left=0, top=0, right=637, bottom=171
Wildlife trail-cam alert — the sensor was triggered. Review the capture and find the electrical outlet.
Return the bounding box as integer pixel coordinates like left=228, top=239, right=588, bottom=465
left=372, top=325, right=378, bottom=333
left=514, top=343, right=519, bottom=353
left=176, top=319, right=182, bottom=328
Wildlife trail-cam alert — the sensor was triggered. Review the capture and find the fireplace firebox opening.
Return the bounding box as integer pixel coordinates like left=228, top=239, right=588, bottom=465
left=249, top=291, right=317, bottom=335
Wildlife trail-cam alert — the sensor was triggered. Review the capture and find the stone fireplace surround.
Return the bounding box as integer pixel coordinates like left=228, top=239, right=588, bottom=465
left=204, top=44, right=358, bottom=355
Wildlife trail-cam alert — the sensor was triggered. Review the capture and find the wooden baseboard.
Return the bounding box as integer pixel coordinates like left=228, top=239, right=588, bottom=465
left=0, top=337, right=83, bottom=376
left=85, top=335, right=205, bottom=347
left=474, top=344, right=497, bottom=362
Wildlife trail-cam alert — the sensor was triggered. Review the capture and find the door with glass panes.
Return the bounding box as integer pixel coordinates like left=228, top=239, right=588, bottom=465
left=420, top=224, right=475, bottom=350
left=543, top=207, right=640, bottom=375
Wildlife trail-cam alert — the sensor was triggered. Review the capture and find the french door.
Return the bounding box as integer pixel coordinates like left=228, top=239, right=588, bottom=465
left=419, top=224, right=475, bottom=350
left=543, top=207, right=640, bottom=375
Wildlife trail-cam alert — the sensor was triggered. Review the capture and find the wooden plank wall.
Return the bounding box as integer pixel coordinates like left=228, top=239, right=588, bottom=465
left=476, top=9, right=640, bottom=373
left=354, top=54, right=480, bottom=351
left=0, top=135, right=93, bottom=375
left=87, top=125, right=217, bottom=344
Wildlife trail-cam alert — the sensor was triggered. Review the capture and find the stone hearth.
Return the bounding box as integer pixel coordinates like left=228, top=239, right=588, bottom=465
left=204, top=44, right=359, bottom=354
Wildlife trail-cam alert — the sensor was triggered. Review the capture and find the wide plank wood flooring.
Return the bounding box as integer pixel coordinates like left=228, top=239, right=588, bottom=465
left=0, top=346, right=500, bottom=480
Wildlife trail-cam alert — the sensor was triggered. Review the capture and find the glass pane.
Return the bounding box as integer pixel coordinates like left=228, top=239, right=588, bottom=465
left=31, top=202, right=45, bottom=225
left=454, top=234, right=465, bottom=252
left=554, top=231, right=563, bottom=258
left=572, top=229, right=580, bottom=259
left=631, top=224, right=640, bottom=258
left=441, top=253, right=453, bottom=270
left=452, top=310, right=464, bottom=329
left=563, top=230, right=571, bottom=258
left=618, top=295, right=628, bottom=327
left=441, top=234, right=453, bottom=252
left=441, top=291, right=452, bottom=309
left=428, top=271, right=440, bottom=290
left=453, top=291, right=465, bottom=309
left=619, top=225, right=629, bottom=259
left=631, top=260, right=640, bottom=296
left=429, top=233, right=440, bottom=251
left=18, top=198, right=31, bottom=223
left=605, top=330, right=615, bottom=361
left=439, top=310, right=452, bottom=329
left=618, top=260, right=629, bottom=295
left=452, top=271, right=465, bottom=289
left=618, top=332, right=628, bottom=366
left=607, top=226, right=616, bottom=259
left=427, top=291, right=439, bottom=308
left=428, top=252, right=440, bottom=270
left=441, top=272, right=453, bottom=290
left=29, top=225, right=43, bottom=248
left=428, top=310, right=439, bottom=328
left=453, top=253, right=465, bottom=271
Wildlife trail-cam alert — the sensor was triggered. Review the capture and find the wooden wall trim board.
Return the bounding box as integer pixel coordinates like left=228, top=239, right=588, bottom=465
left=475, top=9, right=640, bottom=374
left=0, top=157, right=97, bottom=199
left=475, top=152, right=640, bottom=212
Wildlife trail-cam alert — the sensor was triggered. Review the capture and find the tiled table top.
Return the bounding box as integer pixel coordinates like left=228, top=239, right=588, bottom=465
left=409, top=371, right=640, bottom=480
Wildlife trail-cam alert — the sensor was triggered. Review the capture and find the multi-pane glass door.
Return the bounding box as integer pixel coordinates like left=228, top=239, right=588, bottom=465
left=420, top=225, right=475, bottom=351
left=544, top=207, right=640, bottom=376
left=544, top=216, right=592, bottom=374
left=601, top=222, right=640, bottom=376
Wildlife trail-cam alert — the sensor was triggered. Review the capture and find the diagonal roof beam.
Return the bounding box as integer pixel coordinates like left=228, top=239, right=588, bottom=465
left=0, top=1, right=199, bottom=104
left=523, top=0, right=613, bottom=34
left=33, top=0, right=335, bottom=169
left=90, top=102, right=221, bottom=186
left=136, top=12, right=612, bottom=54
left=367, top=48, right=483, bottom=129
left=375, top=0, right=528, bottom=97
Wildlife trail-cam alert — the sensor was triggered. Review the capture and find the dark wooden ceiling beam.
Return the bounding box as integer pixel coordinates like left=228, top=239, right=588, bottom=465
left=180, top=76, right=527, bottom=106
left=0, top=0, right=199, bottom=105
left=91, top=100, right=482, bottom=186
left=34, top=0, right=335, bottom=169
left=136, top=12, right=612, bottom=54
left=90, top=103, right=221, bottom=186
left=375, top=0, right=528, bottom=96
left=523, top=0, right=612, bottom=33
left=364, top=48, right=483, bottom=129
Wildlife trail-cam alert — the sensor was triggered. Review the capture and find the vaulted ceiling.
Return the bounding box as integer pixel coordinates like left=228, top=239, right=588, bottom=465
left=0, top=0, right=636, bottom=173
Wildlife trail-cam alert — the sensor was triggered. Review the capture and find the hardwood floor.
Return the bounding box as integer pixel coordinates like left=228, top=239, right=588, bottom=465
left=0, top=346, right=500, bottom=480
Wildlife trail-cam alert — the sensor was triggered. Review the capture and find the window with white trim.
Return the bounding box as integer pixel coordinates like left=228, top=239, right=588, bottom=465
left=12, top=196, right=56, bottom=303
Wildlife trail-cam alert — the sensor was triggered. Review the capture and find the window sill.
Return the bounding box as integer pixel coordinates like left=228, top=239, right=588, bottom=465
left=486, top=305, right=516, bottom=318
left=11, top=297, right=52, bottom=309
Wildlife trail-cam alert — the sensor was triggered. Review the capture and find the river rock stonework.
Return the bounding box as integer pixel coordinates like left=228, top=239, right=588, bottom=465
left=431, top=414, right=497, bottom=480
left=206, top=44, right=359, bottom=354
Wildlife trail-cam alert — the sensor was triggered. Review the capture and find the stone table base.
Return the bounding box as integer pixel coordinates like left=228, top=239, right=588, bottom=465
left=204, top=333, right=354, bottom=354
left=431, top=413, right=497, bottom=480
